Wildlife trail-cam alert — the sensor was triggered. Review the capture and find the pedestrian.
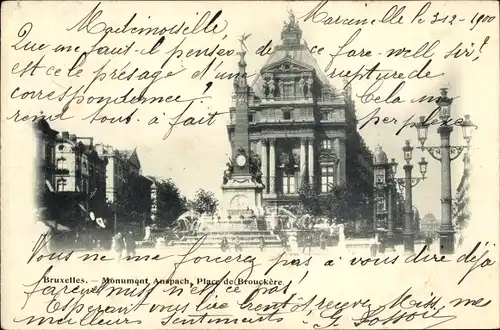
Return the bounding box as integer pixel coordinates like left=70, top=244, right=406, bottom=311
left=281, top=234, right=289, bottom=252
left=302, top=233, right=312, bottom=254
left=112, top=232, right=125, bottom=262
left=458, top=233, right=464, bottom=248
left=320, top=232, right=326, bottom=250
left=125, top=231, right=136, bottom=258
left=220, top=237, right=228, bottom=252
left=259, top=236, right=265, bottom=252
left=34, top=208, right=55, bottom=255
left=233, top=236, right=242, bottom=252
left=425, top=235, right=433, bottom=251
left=370, top=235, right=378, bottom=257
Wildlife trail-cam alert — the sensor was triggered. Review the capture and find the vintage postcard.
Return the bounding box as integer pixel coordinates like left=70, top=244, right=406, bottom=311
left=1, top=0, right=499, bottom=328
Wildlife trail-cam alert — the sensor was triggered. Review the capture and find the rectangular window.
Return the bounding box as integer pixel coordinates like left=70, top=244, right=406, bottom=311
left=57, top=158, right=67, bottom=169
left=283, top=110, right=292, bottom=120
left=321, top=139, right=333, bottom=150
left=283, top=173, right=296, bottom=194
left=321, top=166, right=335, bottom=192
left=57, top=179, right=67, bottom=192
left=283, top=84, right=293, bottom=98
left=320, top=110, right=333, bottom=121
left=248, top=114, right=254, bottom=123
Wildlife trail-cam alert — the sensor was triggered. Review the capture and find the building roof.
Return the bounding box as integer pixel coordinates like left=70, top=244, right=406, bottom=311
left=122, top=148, right=141, bottom=169
left=33, top=118, right=58, bottom=135
left=373, top=145, right=388, bottom=165
left=249, top=11, right=335, bottom=99
left=421, top=213, right=438, bottom=224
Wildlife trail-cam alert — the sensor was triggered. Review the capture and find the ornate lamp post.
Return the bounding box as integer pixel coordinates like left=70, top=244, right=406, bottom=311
left=372, top=146, right=389, bottom=236
left=415, top=88, right=475, bottom=254
left=391, top=140, right=428, bottom=253
left=372, top=172, right=385, bottom=235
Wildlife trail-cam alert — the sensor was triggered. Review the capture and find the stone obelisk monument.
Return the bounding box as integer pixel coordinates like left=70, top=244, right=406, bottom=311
left=221, top=51, right=264, bottom=220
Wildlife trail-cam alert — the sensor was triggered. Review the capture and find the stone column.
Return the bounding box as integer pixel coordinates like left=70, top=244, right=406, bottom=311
left=336, top=160, right=341, bottom=185
left=299, top=138, right=307, bottom=188
left=269, top=139, right=276, bottom=195
left=308, top=138, right=314, bottom=186
left=261, top=139, right=268, bottom=194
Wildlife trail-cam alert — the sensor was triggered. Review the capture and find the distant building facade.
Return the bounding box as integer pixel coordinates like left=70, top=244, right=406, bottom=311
left=420, top=213, right=439, bottom=238
left=226, top=13, right=373, bottom=212
left=94, top=144, right=142, bottom=204
left=34, top=119, right=59, bottom=216
left=53, top=132, right=107, bottom=226
left=454, top=153, right=471, bottom=229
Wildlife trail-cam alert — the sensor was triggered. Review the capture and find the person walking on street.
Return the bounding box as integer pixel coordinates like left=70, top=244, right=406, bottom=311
left=302, top=233, right=312, bottom=254
left=259, top=236, right=265, bottom=252
left=370, top=234, right=379, bottom=257
left=319, top=232, right=327, bottom=250
left=112, top=232, right=125, bottom=262
left=233, top=236, right=242, bottom=252
left=220, top=237, right=229, bottom=252
left=125, top=231, right=136, bottom=257
left=425, top=235, right=433, bottom=251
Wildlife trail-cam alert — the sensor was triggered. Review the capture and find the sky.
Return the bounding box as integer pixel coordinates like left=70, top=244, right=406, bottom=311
left=3, top=1, right=498, bottom=221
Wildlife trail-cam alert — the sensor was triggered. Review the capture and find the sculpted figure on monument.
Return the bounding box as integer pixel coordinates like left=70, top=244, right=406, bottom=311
left=222, top=161, right=234, bottom=184
left=288, top=8, right=296, bottom=26
left=249, top=151, right=263, bottom=184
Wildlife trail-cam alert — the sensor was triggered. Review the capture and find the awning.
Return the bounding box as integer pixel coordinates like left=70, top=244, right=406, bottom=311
left=45, top=180, right=54, bottom=192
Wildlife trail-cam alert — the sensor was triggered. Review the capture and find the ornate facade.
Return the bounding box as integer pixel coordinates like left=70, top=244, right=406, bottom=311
left=454, top=153, right=471, bottom=230
left=227, top=13, right=373, bottom=210
left=53, top=132, right=108, bottom=226
left=34, top=119, right=59, bottom=217
left=94, top=144, right=142, bottom=204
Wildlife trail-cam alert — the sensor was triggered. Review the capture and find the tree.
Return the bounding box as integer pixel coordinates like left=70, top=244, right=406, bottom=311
left=413, top=207, right=421, bottom=234
left=298, top=182, right=321, bottom=216
left=155, top=179, right=188, bottom=227
left=113, top=173, right=151, bottom=225
left=189, top=189, right=219, bottom=215
left=320, top=184, right=350, bottom=222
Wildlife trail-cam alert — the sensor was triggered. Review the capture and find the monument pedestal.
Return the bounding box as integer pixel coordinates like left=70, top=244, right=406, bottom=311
left=221, top=174, right=264, bottom=216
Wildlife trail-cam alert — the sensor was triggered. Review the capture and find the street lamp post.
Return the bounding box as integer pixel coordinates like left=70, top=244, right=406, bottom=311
left=373, top=172, right=385, bottom=235
left=386, top=168, right=395, bottom=251
left=391, top=141, right=428, bottom=253
left=415, top=88, right=475, bottom=254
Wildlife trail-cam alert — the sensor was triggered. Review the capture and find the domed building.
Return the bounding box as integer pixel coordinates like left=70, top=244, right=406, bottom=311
left=373, top=145, right=389, bottom=165
left=226, top=12, right=374, bottom=226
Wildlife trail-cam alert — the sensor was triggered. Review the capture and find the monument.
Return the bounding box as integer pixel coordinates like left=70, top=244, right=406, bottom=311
left=167, top=49, right=285, bottom=248
left=221, top=50, right=265, bottom=224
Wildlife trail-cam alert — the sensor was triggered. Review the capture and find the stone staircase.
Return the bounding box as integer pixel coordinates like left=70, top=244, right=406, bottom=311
left=171, top=230, right=283, bottom=248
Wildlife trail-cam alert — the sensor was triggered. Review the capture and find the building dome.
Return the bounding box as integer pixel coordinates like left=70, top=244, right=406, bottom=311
left=373, top=145, right=388, bottom=165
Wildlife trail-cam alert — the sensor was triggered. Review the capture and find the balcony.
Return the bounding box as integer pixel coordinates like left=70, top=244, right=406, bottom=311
left=54, top=168, right=70, bottom=175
